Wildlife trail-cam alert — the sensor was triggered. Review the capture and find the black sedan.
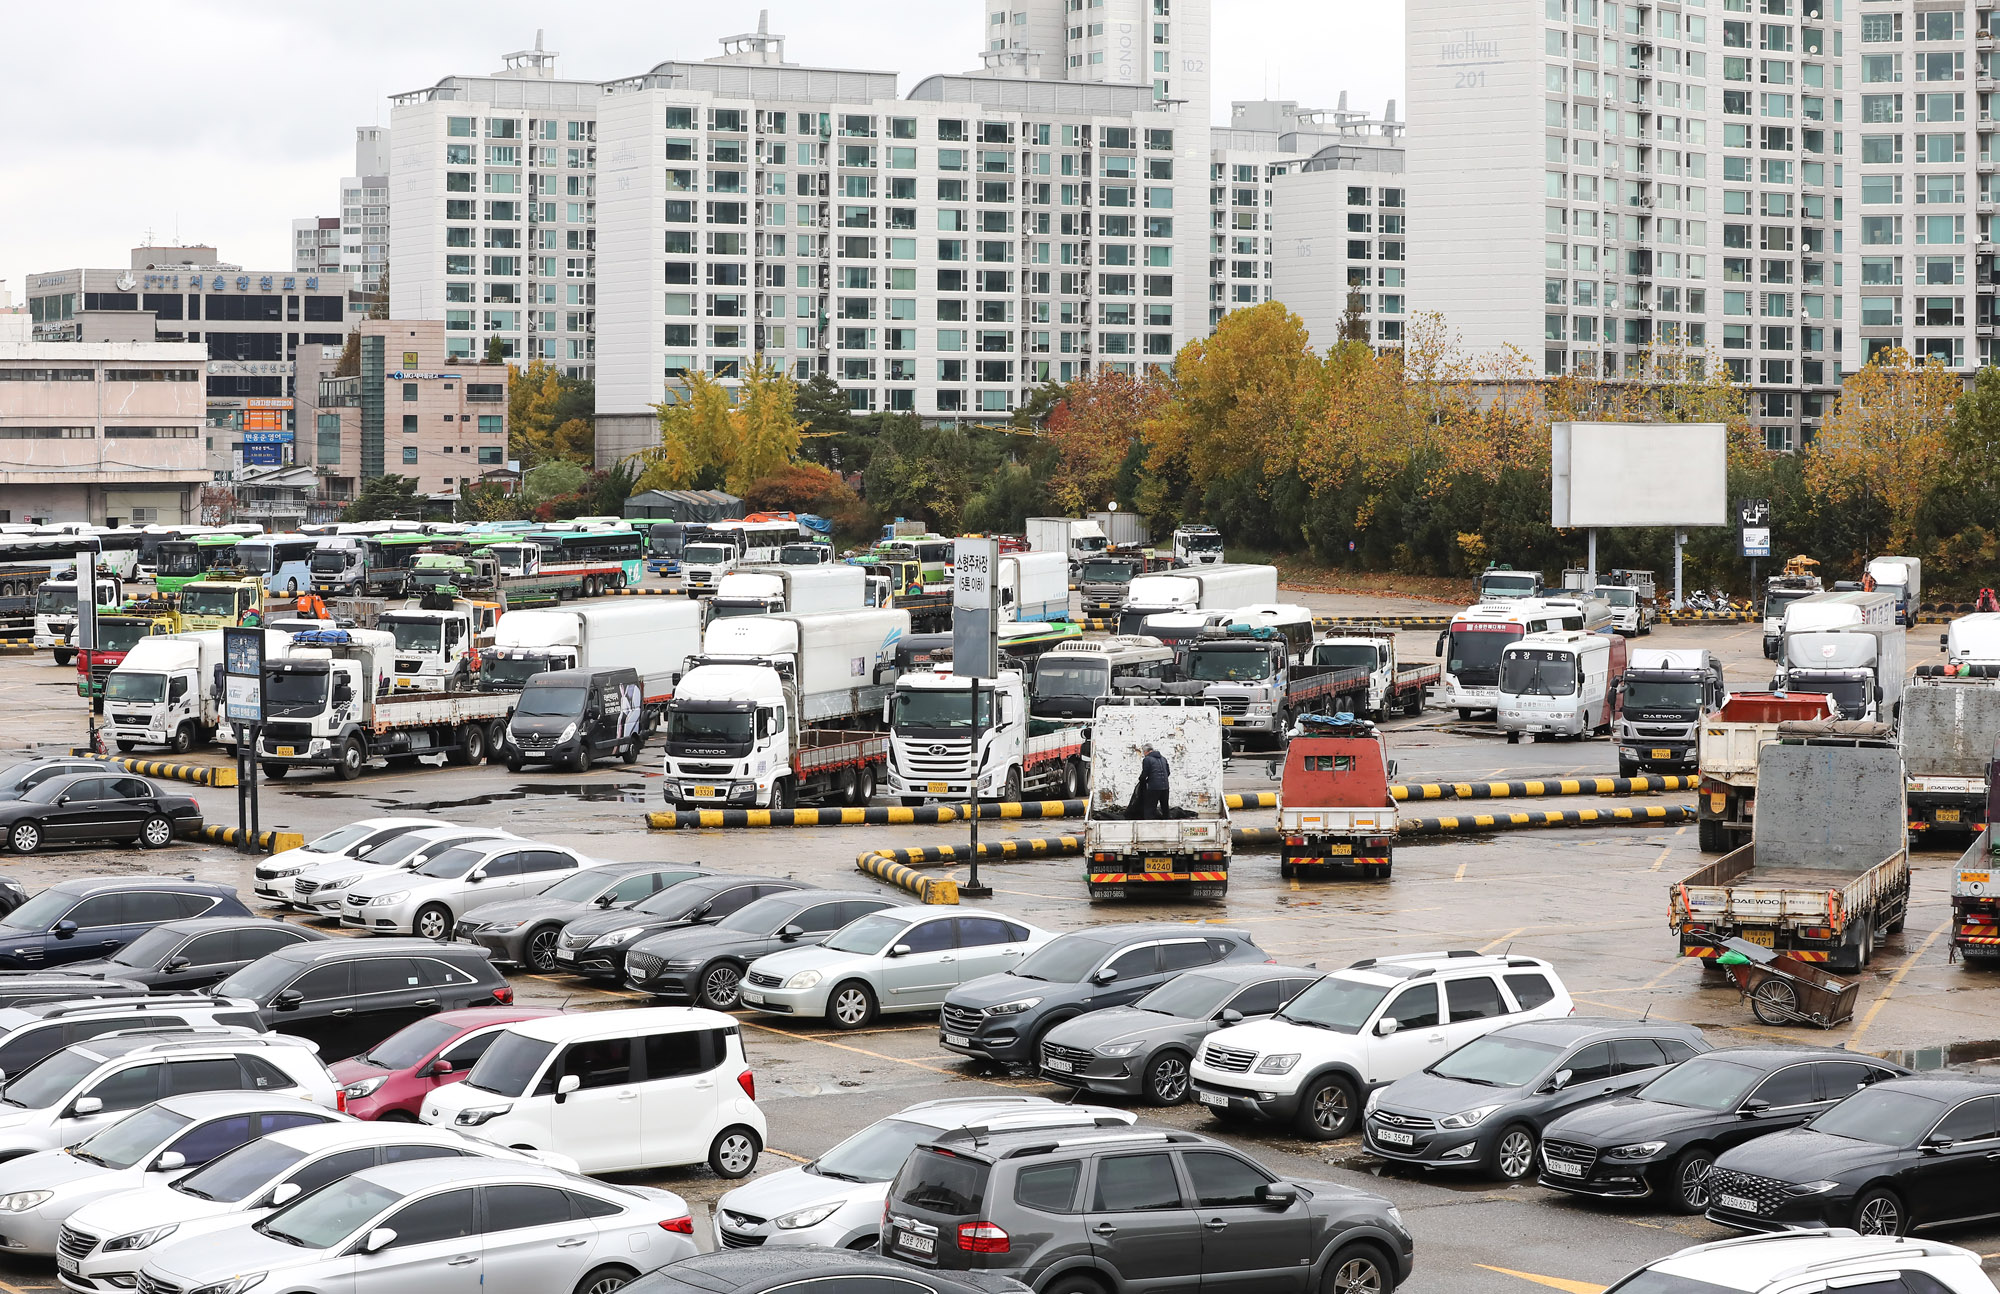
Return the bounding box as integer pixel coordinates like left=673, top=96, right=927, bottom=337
left=1364, top=1017, right=1711, bottom=1181
left=1538, top=1046, right=1908, bottom=1212
left=624, top=890, right=902, bottom=1008
left=0, top=773, right=201, bottom=854
left=1706, top=1075, right=2000, bottom=1236
left=552, top=874, right=806, bottom=980
left=456, top=861, right=712, bottom=971
left=62, top=916, right=329, bottom=992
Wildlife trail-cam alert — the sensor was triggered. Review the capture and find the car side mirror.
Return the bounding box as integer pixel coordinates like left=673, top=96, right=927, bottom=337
left=270, top=1182, right=303, bottom=1206
left=164, top=957, right=191, bottom=972
left=52, top=920, right=77, bottom=940
left=1258, top=1182, right=1300, bottom=1208
left=1091, top=967, right=1118, bottom=985
left=273, top=989, right=304, bottom=1011
left=1545, top=1069, right=1573, bottom=1093
left=1218, top=1008, right=1244, bottom=1024
left=888, top=943, right=912, bottom=959
left=362, top=1227, right=397, bottom=1254
left=427, top=1059, right=454, bottom=1078
left=1740, top=1098, right=1772, bottom=1118
left=595, top=894, right=617, bottom=907
left=467, top=870, right=485, bottom=883
left=780, top=924, right=805, bottom=943
left=1375, top=1017, right=1401, bottom=1037
left=1923, top=1134, right=1956, bottom=1154
left=556, top=1073, right=581, bottom=1099
left=70, top=1097, right=102, bottom=1117
left=153, top=1151, right=185, bottom=1172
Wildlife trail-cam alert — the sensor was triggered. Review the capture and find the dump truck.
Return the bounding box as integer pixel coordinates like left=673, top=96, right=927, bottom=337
left=1277, top=714, right=1398, bottom=880
left=1671, top=724, right=1910, bottom=971
left=1901, top=669, right=2000, bottom=837
left=1695, top=691, right=1840, bottom=853
left=1084, top=698, right=1231, bottom=900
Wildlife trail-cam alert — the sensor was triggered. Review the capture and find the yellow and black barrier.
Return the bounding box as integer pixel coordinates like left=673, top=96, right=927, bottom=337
left=1225, top=792, right=1277, bottom=810
left=862, top=836, right=1087, bottom=867
left=645, top=800, right=1083, bottom=830
left=0, top=638, right=39, bottom=648
left=1397, top=804, right=1695, bottom=836
left=199, top=824, right=305, bottom=853
left=607, top=587, right=680, bottom=597
left=113, top=758, right=237, bottom=788
left=855, top=851, right=960, bottom=904
left=1392, top=774, right=1693, bottom=802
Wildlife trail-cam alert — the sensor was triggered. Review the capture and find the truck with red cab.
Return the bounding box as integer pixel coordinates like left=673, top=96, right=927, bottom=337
left=1277, top=714, right=1398, bottom=879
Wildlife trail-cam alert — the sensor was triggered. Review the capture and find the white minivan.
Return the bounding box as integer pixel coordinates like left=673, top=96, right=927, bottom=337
left=1495, top=629, right=1623, bottom=742
left=420, top=1007, right=767, bottom=1178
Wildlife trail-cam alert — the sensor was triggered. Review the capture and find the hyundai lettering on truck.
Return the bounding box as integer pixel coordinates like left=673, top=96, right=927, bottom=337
left=1279, top=714, right=1397, bottom=880
left=1614, top=648, right=1727, bottom=776
left=886, top=666, right=1088, bottom=804
left=1084, top=699, right=1232, bottom=899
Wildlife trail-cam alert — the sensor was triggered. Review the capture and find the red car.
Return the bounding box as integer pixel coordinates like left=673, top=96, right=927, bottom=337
left=330, top=1006, right=559, bottom=1120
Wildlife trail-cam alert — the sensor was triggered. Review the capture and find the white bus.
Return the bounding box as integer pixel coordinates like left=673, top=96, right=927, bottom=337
left=1435, top=598, right=1595, bottom=718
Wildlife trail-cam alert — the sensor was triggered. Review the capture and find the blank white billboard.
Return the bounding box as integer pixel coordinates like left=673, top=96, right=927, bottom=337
left=1550, top=422, right=1728, bottom=528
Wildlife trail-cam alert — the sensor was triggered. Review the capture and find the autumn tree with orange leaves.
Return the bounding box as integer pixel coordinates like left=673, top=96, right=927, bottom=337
left=1041, top=369, right=1169, bottom=514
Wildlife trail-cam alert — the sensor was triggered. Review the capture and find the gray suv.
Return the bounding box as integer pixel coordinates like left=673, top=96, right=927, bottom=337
left=882, top=1124, right=1415, bottom=1293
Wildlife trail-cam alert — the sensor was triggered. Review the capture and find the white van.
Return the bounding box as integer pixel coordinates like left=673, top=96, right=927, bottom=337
left=1496, top=629, right=1625, bottom=741
left=419, top=1006, right=768, bottom=1178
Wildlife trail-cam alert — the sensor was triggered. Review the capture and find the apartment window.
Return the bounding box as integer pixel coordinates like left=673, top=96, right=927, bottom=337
left=402, top=446, right=418, bottom=465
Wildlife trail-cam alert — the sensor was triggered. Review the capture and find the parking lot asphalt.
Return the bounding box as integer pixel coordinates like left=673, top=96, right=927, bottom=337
left=0, top=586, right=1991, bottom=1294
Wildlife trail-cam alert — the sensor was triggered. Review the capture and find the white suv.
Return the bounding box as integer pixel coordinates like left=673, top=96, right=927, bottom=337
left=1187, top=950, right=1573, bottom=1140
left=1601, top=1231, right=1998, bottom=1294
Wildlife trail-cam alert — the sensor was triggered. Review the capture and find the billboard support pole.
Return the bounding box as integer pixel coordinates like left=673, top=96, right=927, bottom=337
left=1674, top=531, right=1687, bottom=610
left=1586, top=528, right=1597, bottom=587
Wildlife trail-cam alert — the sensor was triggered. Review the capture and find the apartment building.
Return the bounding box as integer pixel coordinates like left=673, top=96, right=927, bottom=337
left=1408, top=0, right=1839, bottom=449
left=294, top=128, right=392, bottom=317
left=293, top=217, right=342, bottom=277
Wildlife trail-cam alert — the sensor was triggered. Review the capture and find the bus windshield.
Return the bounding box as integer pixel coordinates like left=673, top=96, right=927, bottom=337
left=237, top=548, right=276, bottom=573
left=156, top=546, right=204, bottom=576
left=1446, top=625, right=1524, bottom=687
left=1499, top=649, right=1579, bottom=697
left=1033, top=659, right=1109, bottom=699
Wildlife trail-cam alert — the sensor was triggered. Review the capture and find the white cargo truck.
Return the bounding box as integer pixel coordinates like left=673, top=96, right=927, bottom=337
left=377, top=601, right=488, bottom=693
left=1084, top=699, right=1231, bottom=900
left=1114, top=564, right=1280, bottom=634
left=1866, top=555, right=1922, bottom=625
left=1774, top=624, right=1907, bottom=723
left=1025, top=517, right=1109, bottom=566
left=479, top=600, right=702, bottom=725
left=1089, top=510, right=1149, bottom=548
left=1171, top=525, right=1225, bottom=566
left=1944, top=613, right=2000, bottom=668
left=706, top=564, right=868, bottom=621
left=998, top=551, right=1071, bottom=623
left=34, top=575, right=124, bottom=663
left=104, top=632, right=224, bottom=755
left=885, top=667, right=1088, bottom=804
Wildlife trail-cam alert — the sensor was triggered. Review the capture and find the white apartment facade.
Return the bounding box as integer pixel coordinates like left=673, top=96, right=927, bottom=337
left=294, top=128, right=392, bottom=316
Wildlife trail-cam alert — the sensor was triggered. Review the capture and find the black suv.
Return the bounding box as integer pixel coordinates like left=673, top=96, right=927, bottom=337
left=0, top=878, right=250, bottom=970
left=213, top=938, right=512, bottom=1061
left=883, top=1124, right=1415, bottom=1293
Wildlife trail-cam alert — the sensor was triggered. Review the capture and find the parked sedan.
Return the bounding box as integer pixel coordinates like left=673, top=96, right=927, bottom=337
left=1539, top=1047, right=1907, bottom=1212
left=625, top=891, right=906, bottom=1008
left=61, top=918, right=328, bottom=993
left=341, top=838, right=600, bottom=940
left=744, top=908, right=1052, bottom=1031
left=134, top=1158, right=695, bottom=1294
left=0, top=1091, right=337, bottom=1256
left=554, top=874, right=806, bottom=980
left=213, top=939, right=513, bottom=1061
left=251, top=817, right=446, bottom=906
left=331, top=1007, right=559, bottom=1120
left=1704, top=1075, right=2000, bottom=1236
left=0, top=878, right=250, bottom=970
left=289, top=825, right=517, bottom=920
left=1362, top=1018, right=1711, bottom=1181
left=0, top=775, right=201, bottom=855
left=1037, top=962, right=1320, bottom=1105
left=0, top=757, right=115, bottom=801
left=457, top=862, right=712, bottom=971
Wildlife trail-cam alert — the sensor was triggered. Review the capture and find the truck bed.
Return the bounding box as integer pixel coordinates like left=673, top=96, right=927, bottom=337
left=1085, top=816, right=1231, bottom=854
left=368, top=692, right=516, bottom=733
left=1672, top=843, right=1909, bottom=928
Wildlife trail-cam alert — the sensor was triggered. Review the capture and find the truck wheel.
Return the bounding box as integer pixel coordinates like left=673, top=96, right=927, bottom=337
left=1833, top=919, right=1875, bottom=974
left=899, top=796, right=924, bottom=808
left=1456, top=708, right=1474, bottom=721
left=774, top=777, right=797, bottom=809
left=567, top=743, right=589, bottom=774
left=171, top=723, right=194, bottom=755
left=115, top=740, right=135, bottom=754
left=1505, top=732, right=1520, bottom=745
left=1001, top=768, right=1023, bottom=804
left=839, top=768, right=862, bottom=806
left=857, top=765, right=876, bottom=804
left=53, top=650, right=73, bottom=667
left=1063, top=758, right=1084, bottom=799
left=458, top=722, right=488, bottom=766
left=1697, top=819, right=1724, bottom=853
left=337, top=737, right=365, bottom=781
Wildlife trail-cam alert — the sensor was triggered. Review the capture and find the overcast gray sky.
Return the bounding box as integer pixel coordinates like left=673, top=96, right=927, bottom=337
left=0, top=0, right=1404, bottom=299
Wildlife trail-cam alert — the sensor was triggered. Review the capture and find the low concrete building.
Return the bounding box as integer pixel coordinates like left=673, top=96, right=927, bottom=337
left=355, top=319, right=510, bottom=498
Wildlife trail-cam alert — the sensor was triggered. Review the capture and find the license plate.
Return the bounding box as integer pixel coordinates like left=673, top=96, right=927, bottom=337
left=57, top=1255, right=77, bottom=1276
left=896, top=1232, right=935, bottom=1256
left=1375, top=1128, right=1414, bottom=1146
left=1742, top=929, right=1775, bottom=947
left=1963, top=871, right=1992, bottom=885
left=1044, top=1057, right=1073, bottom=1073
left=742, top=990, right=765, bottom=1005
left=1197, top=1090, right=1229, bottom=1108
left=1545, top=1159, right=1584, bottom=1177
left=927, top=782, right=948, bottom=793
left=1939, top=808, right=1962, bottom=823
left=396, top=677, right=413, bottom=688
left=943, top=1033, right=971, bottom=1048
left=1651, top=749, right=1673, bottom=759
left=1329, top=843, right=1352, bottom=855
left=275, top=746, right=295, bottom=757
left=1144, top=857, right=1173, bottom=873
left=690, top=786, right=719, bottom=798
left=1718, top=1193, right=1759, bottom=1214
left=1220, top=716, right=1235, bottom=725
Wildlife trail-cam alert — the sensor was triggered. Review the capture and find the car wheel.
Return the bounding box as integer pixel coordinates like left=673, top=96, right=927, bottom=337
left=525, top=926, right=561, bottom=972
left=415, top=904, right=452, bottom=942
left=1045, top=1276, right=1109, bottom=1294
left=698, top=962, right=744, bottom=1011
left=1143, top=1050, right=1192, bottom=1105
left=1668, top=1147, right=1715, bottom=1214
left=7, top=822, right=39, bottom=855
left=573, top=1266, right=636, bottom=1294
left=1295, top=1074, right=1359, bottom=1140
left=1324, top=1242, right=1396, bottom=1294
left=1489, top=1124, right=1538, bottom=1182
left=708, top=1125, right=761, bottom=1178
left=139, top=814, right=174, bottom=849
left=826, top=980, right=877, bottom=1031
left=1854, top=1187, right=1906, bottom=1236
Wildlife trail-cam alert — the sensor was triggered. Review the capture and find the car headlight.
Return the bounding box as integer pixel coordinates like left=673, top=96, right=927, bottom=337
left=1096, top=1042, right=1142, bottom=1058
left=784, top=970, right=823, bottom=990
left=1784, top=1179, right=1841, bottom=1196
left=269, top=866, right=304, bottom=878
left=482, top=919, right=527, bottom=932
left=1604, top=1141, right=1668, bottom=1160
left=1253, top=1053, right=1300, bottom=1075
left=343, top=1076, right=387, bottom=1099
left=666, top=957, right=705, bottom=968
left=558, top=723, right=577, bottom=744
left=1364, top=1089, right=1383, bottom=1115
left=190, top=1275, right=266, bottom=1294
left=104, top=1224, right=179, bottom=1252
left=773, top=1201, right=843, bottom=1230
left=0, top=1190, right=50, bottom=1212
left=456, top=1104, right=512, bottom=1127
left=592, top=926, right=645, bottom=948
left=1438, top=1104, right=1501, bottom=1130
left=369, top=891, right=410, bottom=907
left=986, top=997, right=1042, bottom=1016
left=319, top=873, right=361, bottom=891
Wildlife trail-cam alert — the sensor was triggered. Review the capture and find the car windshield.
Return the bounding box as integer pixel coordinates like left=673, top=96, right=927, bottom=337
left=304, top=823, right=384, bottom=855
left=683, top=545, right=732, bottom=565
left=540, top=870, right=618, bottom=904
left=174, top=1137, right=306, bottom=1202
left=104, top=672, right=166, bottom=703
left=1428, top=1034, right=1565, bottom=1087
left=20, top=779, right=77, bottom=804
left=1132, top=973, right=1238, bottom=1018
left=214, top=956, right=303, bottom=1002
left=1190, top=648, right=1271, bottom=682
left=361, top=1016, right=468, bottom=1071
left=73, top=1105, right=191, bottom=1170
left=1311, top=643, right=1379, bottom=670
left=1033, top=661, right=1109, bottom=700
left=365, top=833, right=474, bottom=869
left=811, top=1117, right=936, bottom=1183
left=1636, top=1057, right=1765, bottom=1111
left=0, top=889, right=76, bottom=930
left=515, top=686, right=585, bottom=719
left=1807, top=1087, right=1947, bottom=1148
left=1601, top=589, right=1637, bottom=607
left=1274, top=976, right=1391, bottom=1034
left=412, top=846, right=484, bottom=880
left=1624, top=680, right=1704, bottom=709
left=385, top=620, right=442, bottom=654
left=1181, top=533, right=1222, bottom=552
left=717, top=895, right=804, bottom=934
left=823, top=912, right=911, bottom=956
left=1012, top=935, right=1114, bottom=983
left=257, top=1176, right=401, bottom=1250
left=1605, top=1274, right=1742, bottom=1294
left=892, top=688, right=993, bottom=730
left=180, top=589, right=241, bottom=617
left=1500, top=650, right=1578, bottom=697
left=667, top=709, right=752, bottom=743
left=463, top=1032, right=553, bottom=1098
left=2, top=1049, right=98, bottom=1109
left=109, top=926, right=188, bottom=968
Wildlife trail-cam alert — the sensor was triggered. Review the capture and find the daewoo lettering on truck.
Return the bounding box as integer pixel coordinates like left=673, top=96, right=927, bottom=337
left=886, top=666, right=1089, bottom=804
left=1278, top=713, right=1398, bottom=879
left=1614, top=648, right=1728, bottom=776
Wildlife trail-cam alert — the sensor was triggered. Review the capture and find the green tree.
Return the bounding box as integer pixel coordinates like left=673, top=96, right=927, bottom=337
left=522, top=460, right=589, bottom=505
left=484, top=336, right=507, bottom=364
left=508, top=360, right=596, bottom=468
left=342, top=474, right=423, bottom=522
left=793, top=372, right=874, bottom=474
